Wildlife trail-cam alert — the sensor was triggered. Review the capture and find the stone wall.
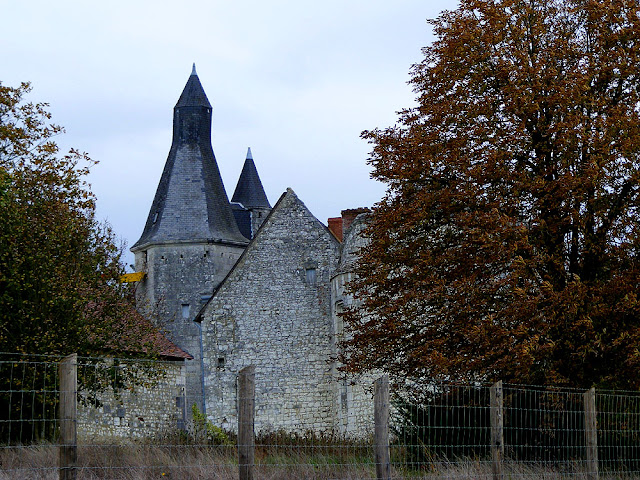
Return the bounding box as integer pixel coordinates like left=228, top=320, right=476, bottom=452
left=201, top=190, right=343, bottom=433
left=331, top=213, right=376, bottom=436
left=77, top=358, right=186, bottom=442
left=134, top=241, right=244, bottom=412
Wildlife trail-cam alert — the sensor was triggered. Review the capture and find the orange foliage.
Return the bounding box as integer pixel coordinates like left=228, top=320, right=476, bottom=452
left=342, top=0, right=640, bottom=389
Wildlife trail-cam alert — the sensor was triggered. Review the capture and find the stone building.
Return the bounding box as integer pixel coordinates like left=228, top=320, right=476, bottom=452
left=132, top=66, right=373, bottom=434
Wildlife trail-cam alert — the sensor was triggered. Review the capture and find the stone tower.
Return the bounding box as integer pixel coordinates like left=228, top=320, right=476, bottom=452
left=131, top=65, right=253, bottom=412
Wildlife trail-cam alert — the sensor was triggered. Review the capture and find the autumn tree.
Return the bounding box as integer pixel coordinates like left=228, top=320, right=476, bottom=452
left=343, top=0, right=640, bottom=389
left=0, top=82, right=154, bottom=356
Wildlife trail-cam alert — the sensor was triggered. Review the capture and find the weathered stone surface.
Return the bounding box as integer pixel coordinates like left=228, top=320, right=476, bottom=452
left=77, top=360, right=186, bottom=442
left=200, top=191, right=374, bottom=435
left=331, top=213, right=375, bottom=435
left=201, top=190, right=341, bottom=432
left=134, top=242, right=244, bottom=412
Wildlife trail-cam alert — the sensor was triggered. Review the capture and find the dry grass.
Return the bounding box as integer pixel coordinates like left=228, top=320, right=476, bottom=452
left=0, top=444, right=637, bottom=479
left=0, top=442, right=376, bottom=480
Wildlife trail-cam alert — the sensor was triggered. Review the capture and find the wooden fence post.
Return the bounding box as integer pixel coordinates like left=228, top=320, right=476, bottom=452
left=374, top=375, right=391, bottom=480
left=238, top=365, right=256, bottom=480
left=490, top=380, right=504, bottom=480
left=584, top=387, right=598, bottom=480
left=59, top=354, right=77, bottom=480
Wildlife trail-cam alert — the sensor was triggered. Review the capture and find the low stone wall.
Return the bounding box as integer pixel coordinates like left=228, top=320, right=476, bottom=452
left=77, top=358, right=186, bottom=442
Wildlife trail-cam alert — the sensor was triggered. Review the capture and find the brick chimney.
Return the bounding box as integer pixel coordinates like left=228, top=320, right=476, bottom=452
left=341, top=208, right=370, bottom=233
left=327, top=217, right=343, bottom=242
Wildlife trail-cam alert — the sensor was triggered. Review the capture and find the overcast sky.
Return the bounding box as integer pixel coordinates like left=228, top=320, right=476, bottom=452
left=2, top=0, right=458, bottom=268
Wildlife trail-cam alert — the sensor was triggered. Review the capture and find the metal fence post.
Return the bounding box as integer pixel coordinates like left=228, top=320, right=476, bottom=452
left=490, top=380, right=504, bottom=480
left=584, top=387, right=598, bottom=480
left=374, top=375, right=391, bottom=480
left=59, top=354, right=77, bottom=480
left=238, top=365, right=256, bottom=480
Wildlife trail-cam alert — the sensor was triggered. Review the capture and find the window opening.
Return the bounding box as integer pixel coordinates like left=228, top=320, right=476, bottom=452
left=305, top=268, right=317, bottom=285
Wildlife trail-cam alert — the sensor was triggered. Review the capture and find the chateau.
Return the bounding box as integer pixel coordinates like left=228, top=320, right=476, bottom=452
left=131, top=66, right=372, bottom=434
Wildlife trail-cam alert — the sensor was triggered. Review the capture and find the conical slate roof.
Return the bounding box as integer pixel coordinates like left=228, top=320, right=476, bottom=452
left=132, top=66, right=248, bottom=251
left=175, top=64, right=212, bottom=108
left=231, top=147, right=271, bottom=208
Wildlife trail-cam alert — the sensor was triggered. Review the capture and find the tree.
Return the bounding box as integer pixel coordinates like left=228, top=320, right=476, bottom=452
left=0, top=82, right=154, bottom=356
left=342, top=0, right=640, bottom=389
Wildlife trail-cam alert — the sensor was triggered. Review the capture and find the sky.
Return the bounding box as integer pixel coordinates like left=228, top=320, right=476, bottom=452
left=2, top=0, right=458, bottom=268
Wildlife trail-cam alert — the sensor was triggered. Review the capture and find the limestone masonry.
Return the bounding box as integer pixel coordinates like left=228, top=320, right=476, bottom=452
left=131, top=66, right=373, bottom=435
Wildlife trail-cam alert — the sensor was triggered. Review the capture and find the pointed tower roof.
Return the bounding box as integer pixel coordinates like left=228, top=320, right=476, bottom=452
left=175, top=63, right=212, bottom=108
left=132, top=67, right=248, bottom=251
left=231, top=147, right=271, bottom=208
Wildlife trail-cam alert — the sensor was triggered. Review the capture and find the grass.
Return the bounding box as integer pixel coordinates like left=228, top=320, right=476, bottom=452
left=0, top=438, right=638, bottom=479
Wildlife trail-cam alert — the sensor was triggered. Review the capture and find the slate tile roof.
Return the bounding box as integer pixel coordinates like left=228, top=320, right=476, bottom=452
left=231, top=147, right=271, bottom=209
left=132, top=66, right=248, bottom=250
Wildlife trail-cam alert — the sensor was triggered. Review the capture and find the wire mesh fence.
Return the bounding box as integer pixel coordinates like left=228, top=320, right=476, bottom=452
left=2, top=352, right=640, bottom=478
left=0, top=353, right=62, bottom=447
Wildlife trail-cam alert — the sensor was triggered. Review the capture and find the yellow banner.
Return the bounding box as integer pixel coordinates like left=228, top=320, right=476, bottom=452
left=119, top=272, right=146, bottom=283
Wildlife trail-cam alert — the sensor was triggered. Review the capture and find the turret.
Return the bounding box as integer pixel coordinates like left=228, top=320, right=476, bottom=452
left=131, top=66, right=248, bottom=415
left=231, top=147, right=272, bottom=238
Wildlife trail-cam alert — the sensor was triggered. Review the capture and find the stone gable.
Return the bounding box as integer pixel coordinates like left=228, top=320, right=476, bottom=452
left=200, top=189, right=342, bottom=432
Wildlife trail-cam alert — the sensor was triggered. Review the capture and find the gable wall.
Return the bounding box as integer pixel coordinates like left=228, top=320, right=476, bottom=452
left=201, top=192, right=341, bottom=433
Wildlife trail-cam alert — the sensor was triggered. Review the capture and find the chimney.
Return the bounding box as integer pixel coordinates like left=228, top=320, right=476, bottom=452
left=328, top=217, right=343, bottom=242
left=341, top=208, right=370, bottom=233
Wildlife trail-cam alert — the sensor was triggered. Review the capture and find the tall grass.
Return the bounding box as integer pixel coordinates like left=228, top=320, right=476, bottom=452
left=0, top=443, right=631, bottom=480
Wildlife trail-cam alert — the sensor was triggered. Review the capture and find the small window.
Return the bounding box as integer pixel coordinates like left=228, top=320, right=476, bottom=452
left=181, top=304, right=190, bottom=319
left=152, top=212, right=159, bottom=223
left=217, top=357, right=225, bottom=369
left=200, top=295, right=211, bottom=305
left=305, top=268, right=317, bottom=285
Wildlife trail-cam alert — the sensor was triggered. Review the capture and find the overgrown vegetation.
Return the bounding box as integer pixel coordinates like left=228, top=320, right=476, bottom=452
left=392, top=384, right=640, bottom=474
left=190, top=404, right=233, bottom=446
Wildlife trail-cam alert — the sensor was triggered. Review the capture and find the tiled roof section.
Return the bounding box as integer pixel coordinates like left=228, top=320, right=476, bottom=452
left=100, top=315, right=193, bottom=360
left=132, top=68, right=248, bottom=250
left=175, top=65, right=212, bottom=108
left=231, top=148, right=271, bottom=209
left=146, top=328, right=193, bottom=359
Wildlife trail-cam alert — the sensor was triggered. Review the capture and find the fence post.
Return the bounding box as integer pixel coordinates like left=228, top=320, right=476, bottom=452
left=584, top=387, right=598, bottom=480
left=238, top=365, right=256, bottom=480
left=374, top=375, right=391, bottom=480
left=59, top=354, right=77, bottom=480
left=490, top=380, right=504, bottom=480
